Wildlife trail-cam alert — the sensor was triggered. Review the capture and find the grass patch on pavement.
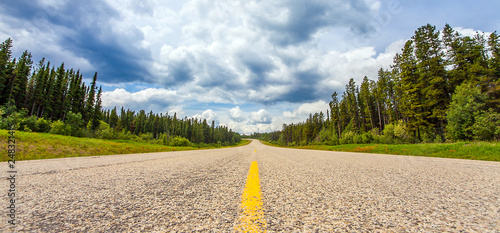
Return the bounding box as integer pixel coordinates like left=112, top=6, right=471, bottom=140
left=0, top=130, right=251, bottom=161
left=261, top=141, right=500, bottom=161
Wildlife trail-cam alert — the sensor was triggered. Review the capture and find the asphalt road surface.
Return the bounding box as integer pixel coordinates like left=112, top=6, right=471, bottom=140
left=1, top=140, right=499, bottom=232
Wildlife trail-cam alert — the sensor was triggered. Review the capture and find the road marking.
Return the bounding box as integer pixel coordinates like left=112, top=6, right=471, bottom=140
left=235, top=161, right=266, bottom=232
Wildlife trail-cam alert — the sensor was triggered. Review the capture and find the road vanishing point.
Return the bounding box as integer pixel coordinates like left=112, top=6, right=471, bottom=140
left=1, top=140, right=499, bottom=232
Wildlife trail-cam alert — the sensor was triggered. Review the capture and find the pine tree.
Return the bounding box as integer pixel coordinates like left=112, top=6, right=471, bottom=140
left=329, top=92, right=341, bottom=139
left=359, top=76, right=375, bottom=131
left=486, top=32, right=500, bottom=111
left=90, top=86, right=102, bottom=131
left=41, top=66, right=56, bottom=118
left=11, top=50, right=32, bottom=109
left=0, top=38, right=14, bottom=104
left=345, top=78, right=360, bottom=132
left=413, top=24, right=448, bottom=140
left=50, top=63, right=67, bottom=120
left=109, top=107, right=119, bottom=129
left=489, top=32, right=500, bottom=78
left=75, top=77, right=86, bottom=116
left=393, top=40, right=425, bottom=140
left=28, top=58, right=46, bottom=116
left=62, top=69, right=77, bottom=120
left=84, top=72, right=98, bottom=122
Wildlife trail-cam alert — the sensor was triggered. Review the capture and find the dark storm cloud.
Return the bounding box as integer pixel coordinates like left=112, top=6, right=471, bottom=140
left=203, top=65, right=240, bottom=89
left=0, top=0, right=152, bottom=83
left=241, top=54, right=274, bottom=77
left=167, top=60, right=194, bottom=84
left=282, top=70, right=324, bottom=103
left=238, top=51, right=276, bottom=88
left=0, top=1, right=40, bottom=22
left=251, top=69, right=325, bottom=105
left=254, top=0, right=375, bottom=46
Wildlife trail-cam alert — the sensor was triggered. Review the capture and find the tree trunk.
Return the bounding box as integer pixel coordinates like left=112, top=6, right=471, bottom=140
left=376, top=99, right=382, bottom=131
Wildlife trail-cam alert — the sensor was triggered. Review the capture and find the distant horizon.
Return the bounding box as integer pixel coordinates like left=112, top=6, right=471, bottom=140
left=1, top=0, right=499, bottom=134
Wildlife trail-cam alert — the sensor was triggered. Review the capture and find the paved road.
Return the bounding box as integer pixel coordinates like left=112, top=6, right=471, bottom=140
left=1, top=140, right=499, bottom=232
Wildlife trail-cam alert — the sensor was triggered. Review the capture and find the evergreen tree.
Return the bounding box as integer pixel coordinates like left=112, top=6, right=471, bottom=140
left=0, top=38, right=14, bottom=104
left=486, top=32, right=500, bottom=111
left=359, top=76, right=375, bottom=131
left=329, top=92, right=341, bottom=139
left=41, top=67, right=56, bottom=119
left=489, top=32, right=500, bottom=78
left=109, top=107, right=119, bottom=129
left=90, top=86, right=102, bottom=131
left=394, top=40, right=425, bottom=141
left=446, top=82, right=486, bottom=140
left=28, top=59, right=45, bottom=116
left=11, top=50, right=32, bottom=109
left=50, top=63, right=67, bottom=120
left=413, top=24, right=448, bottom=140
left=84, top=72, right=98, bottom=122
left=345, top=78, right=360, bottom=132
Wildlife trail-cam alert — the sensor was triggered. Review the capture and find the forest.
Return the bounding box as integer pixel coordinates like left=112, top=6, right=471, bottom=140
left=254, top=24, right=500, bottom=145
left=0, top=38, right=240, bottom=146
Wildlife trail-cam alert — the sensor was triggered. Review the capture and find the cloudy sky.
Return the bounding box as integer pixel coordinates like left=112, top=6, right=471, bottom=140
left=1, top=0, right=499, bottom=134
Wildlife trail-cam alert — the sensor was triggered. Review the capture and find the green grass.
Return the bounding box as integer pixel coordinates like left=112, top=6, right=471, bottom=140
left=261, top=141, right=500, bottom=161
left=0, top=130, right=251, bottom=161
left=227, top=139, right=252, bottom=148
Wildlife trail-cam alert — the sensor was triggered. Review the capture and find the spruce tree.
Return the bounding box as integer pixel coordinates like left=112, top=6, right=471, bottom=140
left=90, top=86, right=102, bottom=131
left=51, top=63, right=66, bottom=120
left=359, top=76, right=375, bottom=131
left=413, top=24, right=448, bottom=140
left=487, top=32, right=500, bottom=111
left=11, top=50, right=32, bottom=109
left=41, top=66, right=56, bottom=119
left=109, top=107, right=119, bottom=129
left=84, top=72, right=97, bottom=122
left=0, top=38, right=13, bottom=104
left=329, top=92, right=341, bottom=139
left=394, top=40, right=424, bottom=140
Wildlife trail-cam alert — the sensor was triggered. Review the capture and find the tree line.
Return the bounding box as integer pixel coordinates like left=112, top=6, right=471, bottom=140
left=0, top=38, right=103, bottom=129
left=98, top=108, right=240, bottom=145
left=254, top=24, right=500, bottom=145
left=0, top=38, right=240, bottom=146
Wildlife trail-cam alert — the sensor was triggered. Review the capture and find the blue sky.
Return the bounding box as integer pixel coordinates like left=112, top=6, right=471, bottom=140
left=1, top=0, right=499, bottom=134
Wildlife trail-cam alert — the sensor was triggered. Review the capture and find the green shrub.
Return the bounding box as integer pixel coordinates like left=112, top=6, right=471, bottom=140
left=382, top=123, right=395, bottom=144
left=37, top=118, right=51, bottom=132
left=340, top=131, right=355, bottom=144
left=50, top=120, right=70, bottom=135
left=139, top=133, right=154, bottom=142
left=422, top=131, right=436, bottom=143
left=394, top=120, right=410, bottom=142
left=471, top=109, right=500, bottom=141
left=0, top=106, right=25, bottom=130
left=370, top=128, right=384, bottom=143
left=361, top=132, right=374, bottom=144
left=21, top=115, right=39, bottom=132
left=97, top=129, right=118, bottom=140
left=65, top=111, right=84, bottom=136
left=353, top=134, right=363, bottom=144
left=446, top=82, right=486, bottom=141
left=170, top=136, right=191, bottom=146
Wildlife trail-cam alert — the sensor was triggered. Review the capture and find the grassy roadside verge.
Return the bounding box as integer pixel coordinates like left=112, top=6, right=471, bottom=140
left=260, top=141, right=500, bottom=162
left=0, top=130, right=251, bottom=161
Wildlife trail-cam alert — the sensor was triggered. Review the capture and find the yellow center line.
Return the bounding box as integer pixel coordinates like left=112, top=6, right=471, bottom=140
left=235, top=161, right=266, bottom=232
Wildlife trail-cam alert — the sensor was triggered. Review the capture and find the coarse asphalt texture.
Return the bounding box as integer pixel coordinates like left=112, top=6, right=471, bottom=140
left=1, top=139, right=499, bottom=232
